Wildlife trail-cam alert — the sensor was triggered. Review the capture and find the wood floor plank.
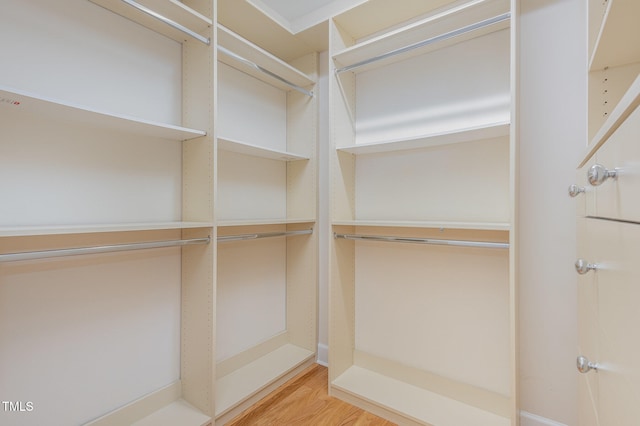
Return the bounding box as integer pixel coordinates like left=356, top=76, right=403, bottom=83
left=226, top=364, right=396, bottom=426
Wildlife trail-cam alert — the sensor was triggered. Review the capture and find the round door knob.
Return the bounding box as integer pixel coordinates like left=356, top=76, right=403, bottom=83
left=577, top=355, right=598, bottom=373
left=568, top=184, right=585, bottom=197
left=575, top=259, right=597, bottom=275
left=588, top=164, right=617, bottom=186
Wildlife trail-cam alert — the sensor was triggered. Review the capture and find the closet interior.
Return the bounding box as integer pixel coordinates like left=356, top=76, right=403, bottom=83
left=0, top=0, right=519, bottom=425
left=328, top=0, right=517, bottom=425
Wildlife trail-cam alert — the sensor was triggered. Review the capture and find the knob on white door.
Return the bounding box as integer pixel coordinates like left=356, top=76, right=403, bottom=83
left=588, top=164, right=617, bottom=186
left=577, top=355, right=598, bottom=373
left=575, top=259, right=597, bottom=275
left=568, top=184, right=585, bottom=197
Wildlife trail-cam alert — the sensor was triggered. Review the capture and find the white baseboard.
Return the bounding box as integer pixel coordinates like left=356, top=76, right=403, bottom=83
left=520, top=411, right=568, bottom=426
left=316, top=343, right=328, bottom=367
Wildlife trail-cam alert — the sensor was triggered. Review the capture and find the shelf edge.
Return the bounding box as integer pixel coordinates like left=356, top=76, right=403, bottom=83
left=580, top=74, right=640, bottom=167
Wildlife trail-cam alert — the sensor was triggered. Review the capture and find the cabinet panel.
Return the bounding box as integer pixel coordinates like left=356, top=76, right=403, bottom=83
left=355, top=29, right=510, bottom=145
left=0, top=114, right=182, bottom=226
left=216, top=237, right=286, bottom=361
left=0, top=0, right=182, bottom=124
left=217, top=62, right=287, bottom=151
left=592, top=219, right=640, bottom=424
left=355, top=137, right=510, bottom=223
left=355, top=239, right=510, bottom=395
left=0, top=241, right=181, bottom=425
left=578, top=218, right=640, bottom=424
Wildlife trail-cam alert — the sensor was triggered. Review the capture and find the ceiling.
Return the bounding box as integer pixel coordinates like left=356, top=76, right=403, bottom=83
left=246, top=0, right=367, bottom=33
left=253, top=0, right=336, bottom=22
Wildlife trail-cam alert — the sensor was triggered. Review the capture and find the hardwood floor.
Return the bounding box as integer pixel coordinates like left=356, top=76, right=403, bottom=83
left=226, top=364, right=396, bottom=425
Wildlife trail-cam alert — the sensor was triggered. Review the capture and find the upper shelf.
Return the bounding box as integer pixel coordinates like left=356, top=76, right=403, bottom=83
left=0, top=86, right=205, bottom=141
left=337, top=121, right=509, bottom=155
left=333, top=0, right=510, bottom=74
left=217, top=218, right=316, bottom=228
left=0, top=222, right=213, bottom=238
left=580, top=73, right=640, bottom=167
left=90, top=0, right=212, bottom=44
left=217, top=25, right=315, bottom=95
left=332, top=220, right=510, bottom=232
left=589, top=0, right=640, bottom=71
left=218, top=137, right=309, bottom=161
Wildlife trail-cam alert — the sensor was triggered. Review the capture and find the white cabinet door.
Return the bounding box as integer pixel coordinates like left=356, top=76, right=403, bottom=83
left=578, top=217, right=640, bottom=424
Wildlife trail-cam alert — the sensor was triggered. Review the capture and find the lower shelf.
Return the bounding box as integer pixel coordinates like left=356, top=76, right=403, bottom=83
left=86, top=382, right=211, bottom=426
left=332, top=366, right=510, bottom=426
left=215, top=343, right=315, bottom=419
left=132, top=400, right=211, bottom=426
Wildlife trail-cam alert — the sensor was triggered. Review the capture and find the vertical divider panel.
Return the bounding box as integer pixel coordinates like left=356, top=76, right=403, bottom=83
left=286, top=53, right=319, bottom=352
left=181, top=0, right=216, bottom=417
left=287, top=53, right=319, bottom=220
left=328, top=18, right=357, bottom=385
left=508, top=1, right=518, bottom=423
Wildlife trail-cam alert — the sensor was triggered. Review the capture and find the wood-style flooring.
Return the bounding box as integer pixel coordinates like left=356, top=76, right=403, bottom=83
left=226, top=364, right=396, bottom=425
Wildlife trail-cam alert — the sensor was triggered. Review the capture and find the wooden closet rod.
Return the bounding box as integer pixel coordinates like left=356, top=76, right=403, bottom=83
left=120, top=0, right=211, bottom=45
left=334, top=233, right=508, bottom=249
left=0, top=237, right=211, bottom=263
left=217, top=46, right=314, bottom=98
left=218, top=229, right=313, bottom=243
left=335, top=12, right=511, bottom=74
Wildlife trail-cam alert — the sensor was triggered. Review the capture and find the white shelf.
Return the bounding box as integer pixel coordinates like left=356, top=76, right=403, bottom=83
left=580, top=74, right=640, bottom=167
left=131, top=400, right=211, bottom=426
left=332, top=220, right=510, bottom=232
left=215, top=343, right=314, bottom=417
left=89, top=0, right=211, bottom=44
left=218, top=137, right=309, bottom=161
left=0, top=222, right=213, bottom=237
left=589, top=0, right=640, bottom=71
left=0, top=86, right=206, bottom=141
left=332, top=366, right=510, bottom=426
left=337, top=122, right=510, bottom=155
left=217, top=25, right=315, bottom=92
left=333, top=0, right=510, bottom=73
left=217, top=218, right=316, bottom=227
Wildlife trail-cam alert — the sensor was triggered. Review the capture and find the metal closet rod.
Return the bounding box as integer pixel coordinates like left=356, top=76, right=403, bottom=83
left=334, top=233, right=509, bottom=249
left=0, top=237, right=211, bottom=263
left=217, top=46, right=314, bottom=98
left=336, top=12, right=511, bottom=74
left=218, top=229, right=313, bottom=243
left=120, top=0, right=210, bottom=45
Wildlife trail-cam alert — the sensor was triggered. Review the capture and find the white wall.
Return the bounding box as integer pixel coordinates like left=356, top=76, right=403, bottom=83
left=518, top=0, right=586, bottom=424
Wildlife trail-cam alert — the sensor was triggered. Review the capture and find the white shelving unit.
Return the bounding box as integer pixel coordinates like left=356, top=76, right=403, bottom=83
left=577, top=2, right=640, bottom=424
left=587, top=0, right=640, bottom=140
left=329, top=0, right=517, bottom=424
left=0, top=0, right=215, bottom=424
left=213, top=23, right=319, bottom=425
